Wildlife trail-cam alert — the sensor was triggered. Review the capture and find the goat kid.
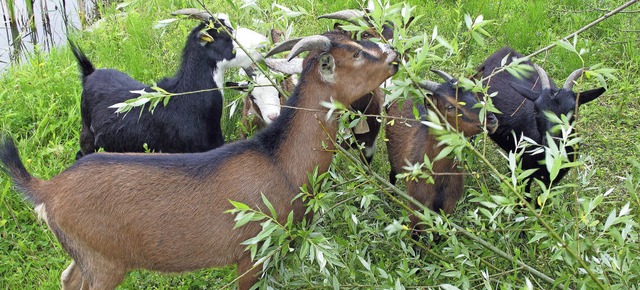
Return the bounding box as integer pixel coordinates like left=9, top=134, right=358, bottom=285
left=386, top=70, right=498, bottom=232
left=477, top=47, right=605, bottom=193
left=72, top=9, right=267, bottom=159
left=0, top=31, right=398, bottom=290
left=227, top=29, right=297, bottom=138
left=227, top=69, right=296, bottom=138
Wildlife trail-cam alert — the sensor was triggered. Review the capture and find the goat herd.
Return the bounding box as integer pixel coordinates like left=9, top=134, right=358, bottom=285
left=0, top=5, right=606, bottom=290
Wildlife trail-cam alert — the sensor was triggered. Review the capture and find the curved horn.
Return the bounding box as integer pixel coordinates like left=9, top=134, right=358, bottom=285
left=563, top=67, right=587, bottom=91
left=265, top=38, right=302, bottom=58
left=418, top=80, right=440, bottom=93
left=533, top=64, right=551, bottom=92
left=317, top=10, right=365, bottom=26
left=265, top=58, right=303, bottom=75
left=242, top=66, right=256, bottom=78
left=431, top=69, right=458, bottom=85
left=287, top=35, right=331, bottom=61
left=171, top=8, right=210, bottom=22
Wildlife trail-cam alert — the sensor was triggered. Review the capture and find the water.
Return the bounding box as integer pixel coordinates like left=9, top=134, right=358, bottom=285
left=0, top=0, right=97, bottom=72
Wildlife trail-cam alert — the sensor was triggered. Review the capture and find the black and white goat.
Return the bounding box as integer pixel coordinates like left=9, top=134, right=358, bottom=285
left=71, top=9, right=267, bottom=158
left=226, top=29, right=298, bottom=137
left=477, top=47, right=605, bottom=193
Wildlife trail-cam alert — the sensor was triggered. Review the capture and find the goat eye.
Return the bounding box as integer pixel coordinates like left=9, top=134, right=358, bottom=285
left=362, top=32, right=372, bottom=39
left=446, top=105, right=456, bottom=112
left=353, top=50, right=362, bottom=58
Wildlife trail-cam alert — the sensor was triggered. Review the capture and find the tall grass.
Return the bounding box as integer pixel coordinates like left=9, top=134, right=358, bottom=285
left=0, top=0, right=638, bottom=288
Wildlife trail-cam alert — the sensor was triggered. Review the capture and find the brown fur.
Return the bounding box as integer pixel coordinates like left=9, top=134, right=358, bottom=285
left=1, top=32, right=398, bottom=289
left=386, top=88, right=497, bottom=231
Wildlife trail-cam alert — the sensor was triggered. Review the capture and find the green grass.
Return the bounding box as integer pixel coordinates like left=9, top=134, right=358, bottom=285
left=1, top=0, right=639, bottom=288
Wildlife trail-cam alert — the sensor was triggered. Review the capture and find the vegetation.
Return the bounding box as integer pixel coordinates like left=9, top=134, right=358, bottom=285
left=0, top=0, right=638, bottom=288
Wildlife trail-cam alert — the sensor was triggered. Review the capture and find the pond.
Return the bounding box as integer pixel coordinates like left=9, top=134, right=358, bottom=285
left=0, top=0, right=100, bottom=72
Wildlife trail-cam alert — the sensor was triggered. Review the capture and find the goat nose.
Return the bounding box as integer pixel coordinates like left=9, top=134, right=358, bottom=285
left=267, top=113, right=279, bottom=121
left=488, top=114, right=498, bottom=125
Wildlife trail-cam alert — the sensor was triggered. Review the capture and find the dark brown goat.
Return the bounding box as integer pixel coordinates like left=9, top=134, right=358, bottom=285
left=386, top=71, right=498, bottom=231
left=0, top=32, right=398, bottom=289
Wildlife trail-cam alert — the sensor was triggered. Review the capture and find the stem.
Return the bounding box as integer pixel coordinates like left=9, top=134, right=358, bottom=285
left=480, top=0, right=639, bottom=83
left=335, top=145, right=560, bottom=287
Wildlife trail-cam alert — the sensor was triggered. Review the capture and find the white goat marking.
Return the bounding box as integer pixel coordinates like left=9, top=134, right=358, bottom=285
left=34, top=203, right=50, bottom=226
left=248, top=74, right=282, bottom=124
left=231, top=28, right=269, bottom=69
left=212, top=13, right=233, bottom=29
left=212, top=69, right=225, bottom=95
left=364, top=142, right=377, bottom=159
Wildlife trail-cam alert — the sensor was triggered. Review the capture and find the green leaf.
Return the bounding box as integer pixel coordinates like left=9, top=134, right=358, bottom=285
left=228, top=200, right=251, bottom=211
left=261, top=193, right=277, bottom=219
left=556, top=39, right=577, bottom=54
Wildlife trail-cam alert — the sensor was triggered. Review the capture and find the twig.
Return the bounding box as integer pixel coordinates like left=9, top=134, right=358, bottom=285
left=481, top=0, right=639, bottom=83
left=335, top=145, right=561, bottom=288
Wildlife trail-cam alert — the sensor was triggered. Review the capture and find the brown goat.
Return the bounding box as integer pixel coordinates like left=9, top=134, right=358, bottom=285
left=0, top=32, right=398, bottom=289
left=310, top=6, right=413, bottom=163
left=386, top=70, right=498, bottom=232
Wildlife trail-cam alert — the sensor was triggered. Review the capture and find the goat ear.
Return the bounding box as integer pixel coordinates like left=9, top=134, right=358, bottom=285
left=509, top=82, right=540, bottom=102
left=404, top=16, right=416, bottom=29
left=318, top=53, right=335, bottom=80
left=577, top=87, right=605, bottom=105
left=333, top=23, right=351, bottom=37
left=423, top=93, right=436, bottom=108
left=198, top=31, right=214, bottom=46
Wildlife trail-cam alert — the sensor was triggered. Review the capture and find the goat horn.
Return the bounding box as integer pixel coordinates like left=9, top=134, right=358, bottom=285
left=242, top=66, right=256, bottom=78
left=418, top=80, right=440, bottom=92
left=265, top=38, right=302, bottom=58
left=286, top=35, right=332, bottom=61
left=431, top=69, right=458, bottom=85
left=533, top=64, right=551, bottom=92
left=317, top=10, right=365, bottom=26
left=265, top=58, right=303, bottom=75
left=171, top=8, right=211, bottom=22
left=563, top=67, right=587, bottom=91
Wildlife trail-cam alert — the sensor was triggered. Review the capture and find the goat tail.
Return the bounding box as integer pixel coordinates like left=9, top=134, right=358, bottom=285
left=0, top=136, right=40, bottom=204
left=68, top=39, right=95, bottom=79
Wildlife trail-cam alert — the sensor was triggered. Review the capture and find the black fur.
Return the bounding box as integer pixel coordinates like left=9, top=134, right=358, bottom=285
left=478, top=47, right=605, bottom=191
left=71, top=16, right=240, bottom=159
left=66, top=65, right=306, bottom=181
left=0, top=137, right=37, bottom=204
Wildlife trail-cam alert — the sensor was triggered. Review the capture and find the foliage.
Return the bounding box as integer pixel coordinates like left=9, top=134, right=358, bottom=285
left=0, top=0, right=638, bottom=289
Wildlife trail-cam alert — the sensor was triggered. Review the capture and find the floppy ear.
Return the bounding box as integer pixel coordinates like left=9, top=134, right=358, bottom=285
left=225, top=82, right=249, bottom=92
left=577, top=87, right=606, bottom=105
left=509, top=82, right=540, bottom=102
left=318, top=53, right=335, bottom=81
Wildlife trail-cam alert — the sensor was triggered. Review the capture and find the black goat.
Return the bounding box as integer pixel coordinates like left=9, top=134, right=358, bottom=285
left=478, top=47, right=605, bottom=193
left=71, top=10, right=266, bottom=159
